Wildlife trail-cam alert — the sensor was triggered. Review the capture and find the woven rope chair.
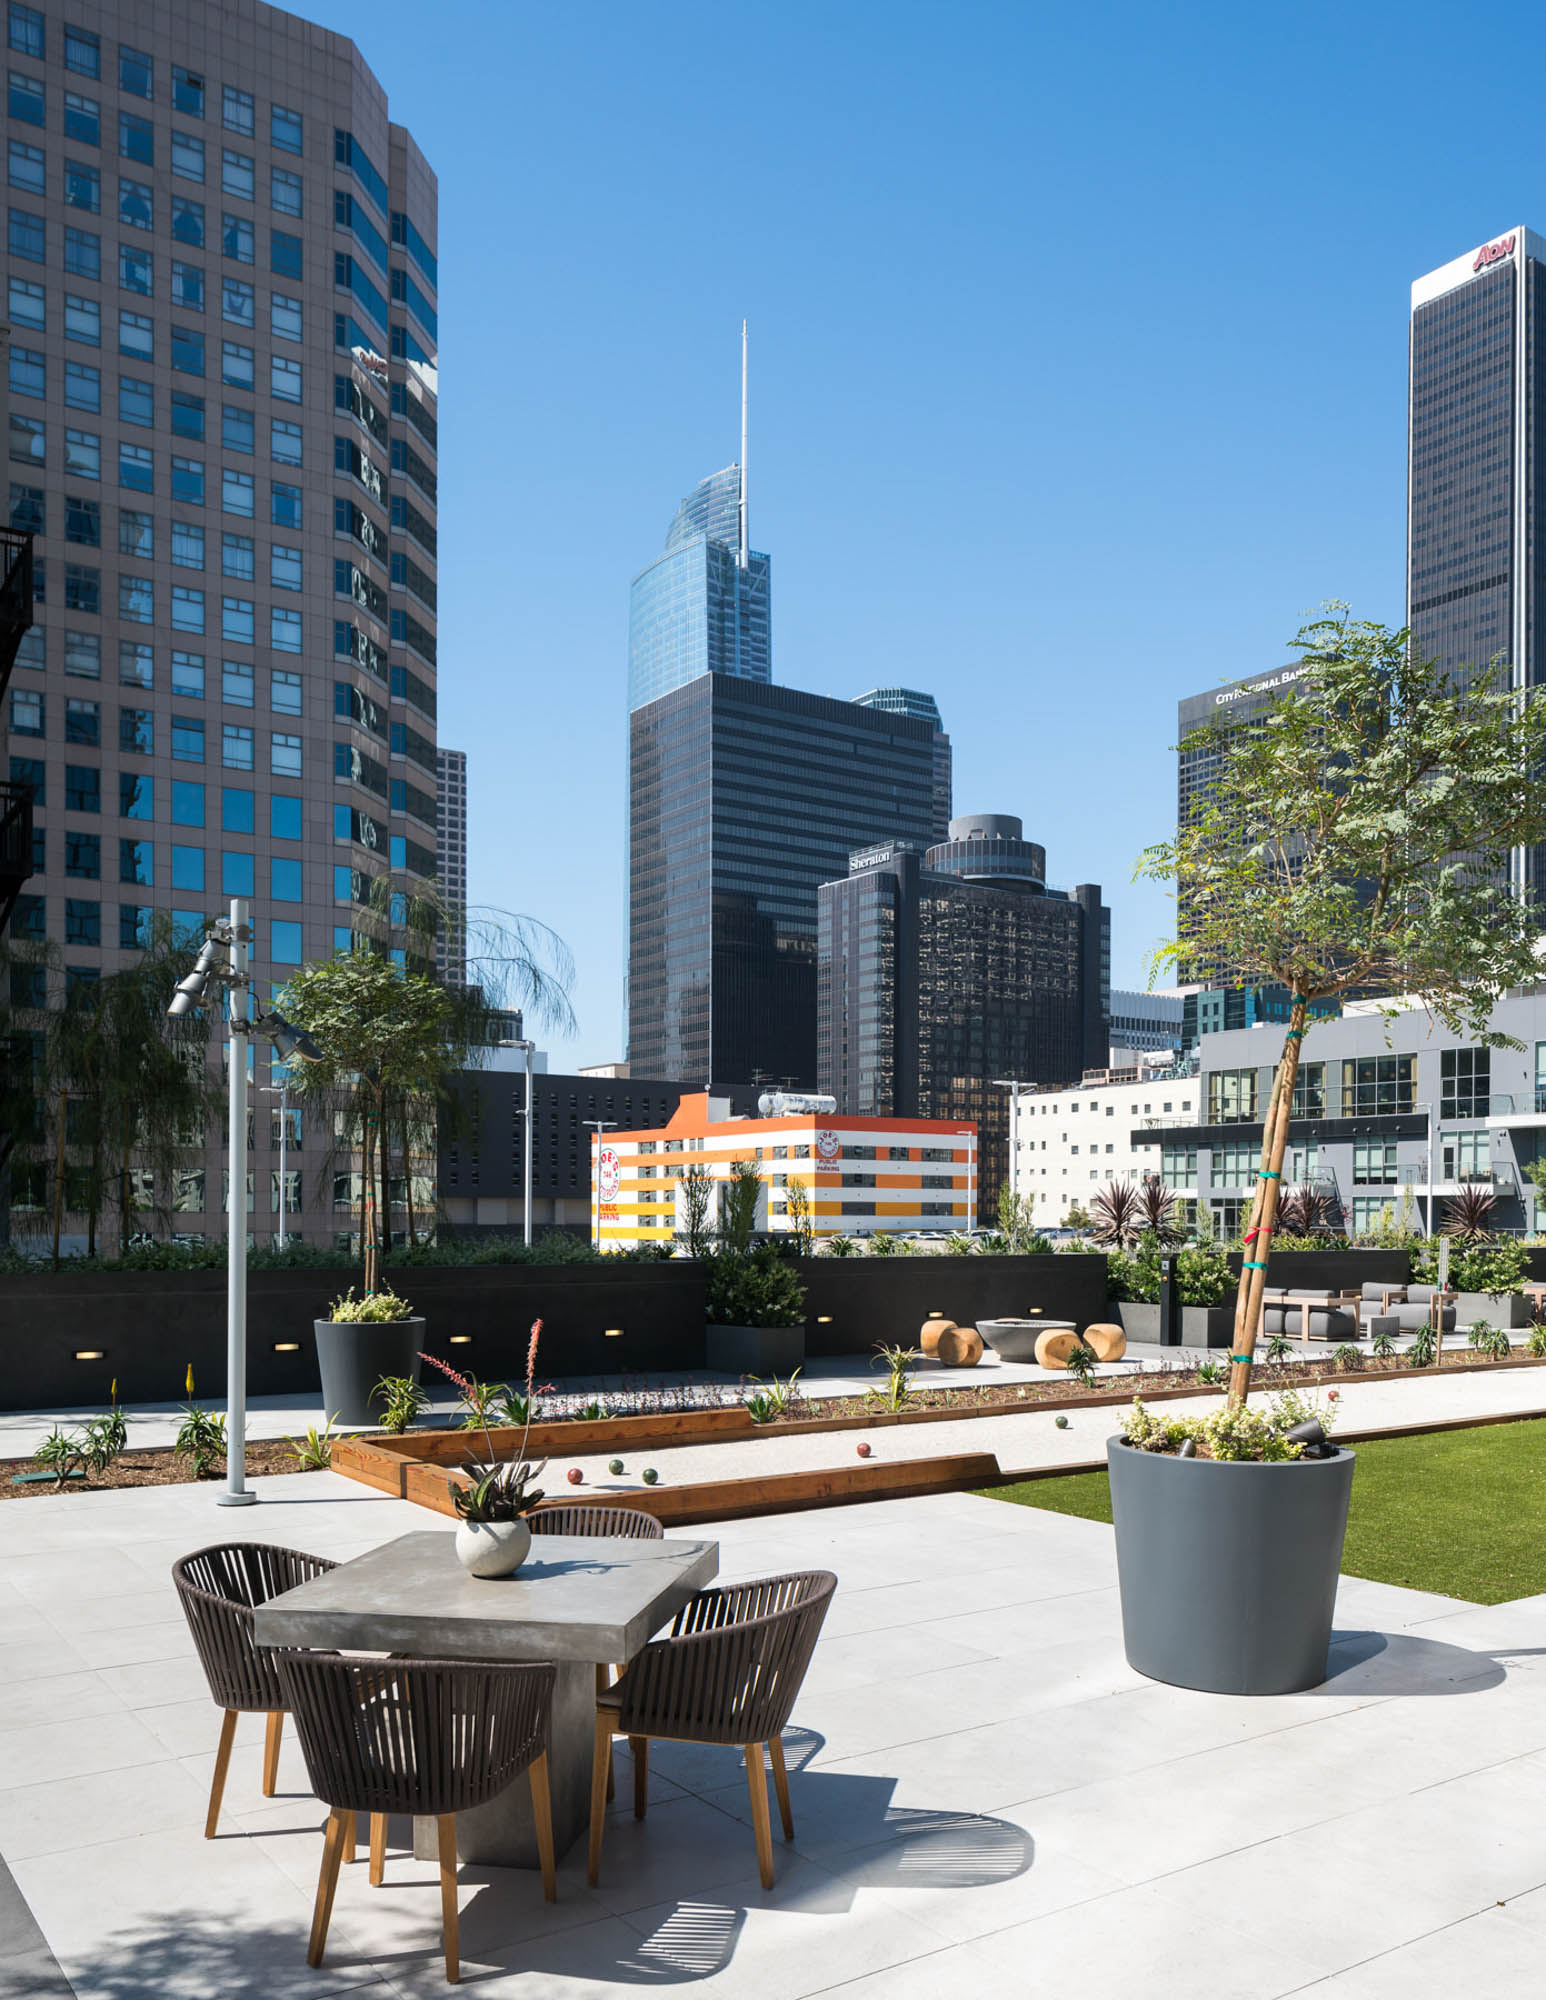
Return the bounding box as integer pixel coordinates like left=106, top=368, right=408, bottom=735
left=588, top=1569, right=836, bottom=1891
left=530, top=1503, right=664, bottom=1540
left=276, top=1652, right=557, bottom=1985
left=172, top=1541, right=337, bottom=1838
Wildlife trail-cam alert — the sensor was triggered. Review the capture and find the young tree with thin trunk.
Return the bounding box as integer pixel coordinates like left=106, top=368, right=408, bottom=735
left=1141, top=607, right=1546, bottom=1408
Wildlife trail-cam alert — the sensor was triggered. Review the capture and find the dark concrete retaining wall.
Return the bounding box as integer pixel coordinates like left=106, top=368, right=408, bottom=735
left=0, top=1253, right=1113, bottom=1412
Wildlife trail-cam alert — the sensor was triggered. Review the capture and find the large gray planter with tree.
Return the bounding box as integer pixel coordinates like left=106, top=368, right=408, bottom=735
left=1107, top=1437, right=1356, bottom=1695
left=313, top=1318, right=424, bottom=1428
left=1113, top=1301, right=1235, bottom=1348
left=705, top=1324, right=804, bottom=1376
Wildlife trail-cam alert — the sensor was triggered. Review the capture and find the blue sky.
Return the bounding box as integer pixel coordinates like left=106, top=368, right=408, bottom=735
left=305, top=0, right=1532, bottom=1068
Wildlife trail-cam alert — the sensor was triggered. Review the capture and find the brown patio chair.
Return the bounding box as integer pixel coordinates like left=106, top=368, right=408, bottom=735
left=587, top=1569, right=836, bottom=1892
left=172, top=1541, right=337, bottom=1838
left=276, top=1652, right=557, bottom=1985
left=530, top=1503, right=664, bottom=1540
left=532, top=1500, right=664, bottom=1799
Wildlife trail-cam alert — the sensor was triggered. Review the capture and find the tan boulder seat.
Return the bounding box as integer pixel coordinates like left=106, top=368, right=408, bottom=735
left=1081, top=1322, right=1126, bottom=1363
left=933, top=1325, right=983, bottom=1368
left=919, top=1318, right=956, bottom=1357
left=1032, top=1323, right=1083, bottom=1369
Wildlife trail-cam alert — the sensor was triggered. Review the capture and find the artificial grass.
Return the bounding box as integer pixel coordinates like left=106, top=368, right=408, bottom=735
left=978, top=1416, right=1546, bottom=1605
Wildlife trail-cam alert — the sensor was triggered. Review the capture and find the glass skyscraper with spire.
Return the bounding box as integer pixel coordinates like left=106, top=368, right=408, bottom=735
left=627, top=464, right=770, bottom=710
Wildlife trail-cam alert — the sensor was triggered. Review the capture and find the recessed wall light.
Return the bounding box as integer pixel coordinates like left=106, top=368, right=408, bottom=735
left=604, top=1327, right=624, bottom=1338
left=74, top=1349, right=104, bottom=1361
left=815, top=1315, right=833, bottom=1324
left=273, top=1342, right=300, bottom=1353
left=448, top=1334, right=472, bottom=1345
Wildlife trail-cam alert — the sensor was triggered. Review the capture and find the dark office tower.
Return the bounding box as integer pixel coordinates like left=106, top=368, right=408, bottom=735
left=628, top=675, right=938, bottom=1087
left=1409, top=226, right=1546, bottom=900
left=3, top=0, right=438, bottom=1247
left=853, top=687, right=952, bottom=838
left=818, top=815, right=1110, bottom=1220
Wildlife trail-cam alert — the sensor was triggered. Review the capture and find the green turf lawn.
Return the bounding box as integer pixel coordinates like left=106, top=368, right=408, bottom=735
left=978, top=1417, right=1546, bottom=1605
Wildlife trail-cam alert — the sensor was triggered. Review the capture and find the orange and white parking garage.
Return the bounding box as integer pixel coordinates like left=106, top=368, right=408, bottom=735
left=591, top=1092, right=978, bottom=1251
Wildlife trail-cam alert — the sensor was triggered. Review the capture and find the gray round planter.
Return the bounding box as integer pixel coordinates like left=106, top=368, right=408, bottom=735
left=313, top=1318, right=425, bottom=1429
left=1106, top=1437, right=1355, bottom=1695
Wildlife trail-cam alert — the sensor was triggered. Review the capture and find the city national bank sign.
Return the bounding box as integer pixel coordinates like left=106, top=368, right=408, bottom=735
left=1215, top=664, right=1309, bottom=707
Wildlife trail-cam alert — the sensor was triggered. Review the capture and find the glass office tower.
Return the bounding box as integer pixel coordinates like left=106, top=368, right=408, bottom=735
left=628, top=674, right=938, bottom=1087
left=4, top=0, right=438, bottom=1247
left=1409, top=225, right=1546, bottom=900
left=628, top=465, right=770, bottom=710
left=852, top=686, right=952, bottom=839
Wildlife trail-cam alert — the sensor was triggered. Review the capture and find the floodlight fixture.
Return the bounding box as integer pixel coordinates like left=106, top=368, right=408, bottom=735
left=264, top=1012, right=323, bottom=1065
left=167, top=932, right=230, bottom=1018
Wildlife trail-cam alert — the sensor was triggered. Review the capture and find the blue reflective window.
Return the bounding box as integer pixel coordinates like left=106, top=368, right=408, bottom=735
left=271, top=857, right=302, bottom=902
left=171, top=844, right=204, bottom=891
left=270, top=795, right=302, bottom=839
left=171, top=779, right=205, bottom=825
left=221, top=850, right=253, bottom=896
left=221, top=786, right=253, bottom=832
left=270, top=919, right=302, bottom=963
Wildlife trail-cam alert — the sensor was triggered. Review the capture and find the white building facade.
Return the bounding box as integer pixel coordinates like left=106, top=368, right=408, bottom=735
left=1008, top=1057, right=1201, bottom=1226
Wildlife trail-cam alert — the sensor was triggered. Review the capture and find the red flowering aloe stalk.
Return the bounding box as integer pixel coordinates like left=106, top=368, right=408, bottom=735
left=421, top=1320, right=548, bottom=1523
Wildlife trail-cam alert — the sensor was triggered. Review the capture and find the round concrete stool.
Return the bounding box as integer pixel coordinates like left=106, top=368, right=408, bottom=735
left=919, top=1318, right=957, bottom=1357
left=934, top=1325, right=983, bottom=1368
left=1082, top=1322, right=1126, bottom=1362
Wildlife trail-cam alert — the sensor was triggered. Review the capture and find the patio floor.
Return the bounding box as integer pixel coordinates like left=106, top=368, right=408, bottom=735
left=2, top=1473, right=1545, bottom=1997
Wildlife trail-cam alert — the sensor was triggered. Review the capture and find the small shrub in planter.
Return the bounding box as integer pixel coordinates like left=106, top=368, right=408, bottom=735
left=315, top=1288, right=424, bottom=1428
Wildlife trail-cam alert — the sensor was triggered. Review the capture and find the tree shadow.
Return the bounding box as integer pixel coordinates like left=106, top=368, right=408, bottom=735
left=1316, top=1628, right=1546, bottom=1695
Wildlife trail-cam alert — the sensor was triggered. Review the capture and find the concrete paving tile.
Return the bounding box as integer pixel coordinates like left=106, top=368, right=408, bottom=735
left=799, top=1939, right=1016, bottom=1999
left=1273, top=1903, right=1546, bottom=1997
left=0, top=1668, right=124, bottom=1733
left=586, top=1791, right=793, bottom=1917
left=605, top=1859, right=965, bottom=1996
left=968, top=1878, right=1327, bottom=1997
left=69, top=1616, right=198, bottom=1669
left=0, top=1633, right=90, bottom=1687
left=794, top=1623, right=994, bottom=1697
left=0, top=1758, right=211, bottom=1860
left=10, top=1826, right=386, bottom=2000
left=0, top=1709, right=170, bottom=1789
left=362, top=1914, right=661, bottom=1998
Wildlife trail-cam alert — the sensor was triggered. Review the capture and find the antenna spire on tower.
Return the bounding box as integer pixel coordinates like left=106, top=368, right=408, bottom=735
left=739, top=318, right=748, bottom=569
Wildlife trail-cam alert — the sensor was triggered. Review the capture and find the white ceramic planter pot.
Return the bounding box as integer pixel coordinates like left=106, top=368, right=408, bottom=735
left=454, top=1515, right=532, bottom=1580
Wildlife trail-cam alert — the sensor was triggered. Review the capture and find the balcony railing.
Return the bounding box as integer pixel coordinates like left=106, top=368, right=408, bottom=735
left=0, top=778, right=35, bottom=936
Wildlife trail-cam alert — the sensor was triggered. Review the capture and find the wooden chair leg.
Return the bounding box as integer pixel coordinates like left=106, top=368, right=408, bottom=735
left=529, top=1753, right=557, bottom=1903
left=262, top=1710, right=283, bottom=1797
left=437, top=1814, right=460, bottom=1985
left=630, top=1735, right=648, bottom=1820
left=587, top=1714, right=612, bottom=1887
left=205, top=1709, right=238, bottom=1838
left=344, top=1809, right=358, bottom=1862
left=769, top=1735, right=794, bottom=1841
left=307, top=1808, right=348, bottom=1967
left=368, top=1810, right=387, bottom=1887
left=596, top=1664, right=614, bottom=1803
left=745, top=1743, right=775, bottom=1890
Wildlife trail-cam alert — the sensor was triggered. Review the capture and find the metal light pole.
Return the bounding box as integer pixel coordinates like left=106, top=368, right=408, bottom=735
left=495, top=1038, right=536, bottom=1248
left=990, top=1078, right=1024, bottom=1217
left=169, top=903, right=321, bottom=1508
left=222, top=898, right=255, bottom=1507
left=260, top=1078, right=291, bottom=1249
left=584, top=1118, right=619, bottom=1252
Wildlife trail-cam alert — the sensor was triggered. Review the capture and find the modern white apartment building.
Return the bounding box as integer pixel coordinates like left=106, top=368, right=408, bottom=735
left=1007, top=1058, right=1201, bottom=1225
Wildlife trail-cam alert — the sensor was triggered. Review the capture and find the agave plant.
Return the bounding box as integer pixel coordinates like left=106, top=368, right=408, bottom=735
left=422, top=1320, right=547, bottom=1523
left=1442, top=1182, right=1496, bottom=1245
left=1089, top=1179, right=1146, bottom=1249
left=1276, top=1185, right=1346, bottom=1238
left=1136, top=1178, right=1185, bottom=1247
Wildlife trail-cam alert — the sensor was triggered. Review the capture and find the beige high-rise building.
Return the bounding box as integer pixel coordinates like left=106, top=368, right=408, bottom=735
left=4, top=0, right=439, bottom=1247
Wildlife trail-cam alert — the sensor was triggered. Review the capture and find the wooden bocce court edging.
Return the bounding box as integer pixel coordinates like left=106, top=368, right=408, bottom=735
left=329, top=1352, right=1546, bottom=1523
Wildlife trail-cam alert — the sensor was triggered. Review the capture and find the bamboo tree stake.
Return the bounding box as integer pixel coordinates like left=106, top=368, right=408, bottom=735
left=1227, top=999, right=1308, bottom=1408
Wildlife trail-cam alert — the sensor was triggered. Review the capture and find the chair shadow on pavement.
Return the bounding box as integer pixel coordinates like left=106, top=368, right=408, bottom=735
left=1318, top=1627, right=1546, bottom=1696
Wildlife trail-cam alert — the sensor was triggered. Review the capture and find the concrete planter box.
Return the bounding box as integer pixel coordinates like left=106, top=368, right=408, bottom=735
left=1113, top=1301, right=1235, bottom=1348
left=704, top=1323, right=804, bottom=1376
left=1107, top=1436, right=1356, bottom=1694
left=1454, top=1291, right=1532, bottom=1330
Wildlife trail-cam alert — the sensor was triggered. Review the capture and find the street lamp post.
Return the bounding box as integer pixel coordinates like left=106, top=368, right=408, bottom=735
left=169, top=898, right=321, bottom=1506
left=495, top=1038, right=536, bottom=1247
left=990, top=1078, right=1025, bottom=1219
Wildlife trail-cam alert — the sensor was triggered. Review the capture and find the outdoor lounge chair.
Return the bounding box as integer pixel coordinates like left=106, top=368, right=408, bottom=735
left=587, top=1569, right=836, bottom=1892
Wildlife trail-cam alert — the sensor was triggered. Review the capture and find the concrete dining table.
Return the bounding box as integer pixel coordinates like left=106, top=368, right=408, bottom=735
left=253, top=1527, right=719, bottom=1868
